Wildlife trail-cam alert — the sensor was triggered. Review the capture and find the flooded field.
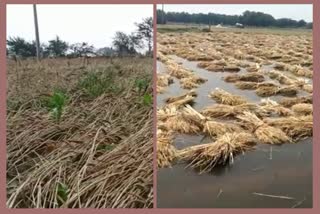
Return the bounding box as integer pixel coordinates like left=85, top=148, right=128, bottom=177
left=156, top=27, right=312, bottom=208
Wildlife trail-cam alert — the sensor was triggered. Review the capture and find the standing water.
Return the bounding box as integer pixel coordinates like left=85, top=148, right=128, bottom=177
left=157, top=56, right=312, bottom=208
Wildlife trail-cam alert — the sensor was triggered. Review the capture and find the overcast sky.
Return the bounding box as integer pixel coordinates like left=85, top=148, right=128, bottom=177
left=158, top=4, right=312, bottom=22
left=7, top=4, right=152, bottom=49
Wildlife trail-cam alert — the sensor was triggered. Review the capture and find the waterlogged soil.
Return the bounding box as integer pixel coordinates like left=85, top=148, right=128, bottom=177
left=157, top=56, right=312, bottom=208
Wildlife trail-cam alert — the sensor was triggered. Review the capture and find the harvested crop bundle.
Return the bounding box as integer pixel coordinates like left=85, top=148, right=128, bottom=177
left=157, top=130, right=177, bottom=168
left=157, top=106, right=179, bottom=121
left=180, top=76, right=207, bottom=89
left=268, top=70, right=295, bottom=85
left=166, top=61, right=193, bottom=79
left=157, top=85, right=166, bottom=94
left=291, top=103, right=313, bottom=116
left=255, top=85, right=298, bottom=97
left=277, top=85, right=299, bottom=96
left=264, top=115, right=312, bottom=139
left=235, top=81, right=258, bottom=90
left=260, top=98, right=293, bottom=116
left=199, top=63, right=240, bottom=72
left=288, top=65, right=313, bottom=78
left=158, top=74, right=174, bottom=87
left=178, top=132, right=256, bottom=174
left=224, top=73, right=264, bottom=83
left=279, top=96, right=312, bottom=107
left=246, top=63, right=261, bottom=72
left=237, top=111, right=291, bottom=144
left=163, top=112, right=202, bottom=134
left=202, top=103, right=267, bottom=119
left=302, top=84, right=313, bottom=93
left=165, top=90, right=197, bottom=107
left=180, top=105, right=208, bottom=132
left=209, top=88, right=247, bottom=106
left=203, top=121, right=243, bottom=137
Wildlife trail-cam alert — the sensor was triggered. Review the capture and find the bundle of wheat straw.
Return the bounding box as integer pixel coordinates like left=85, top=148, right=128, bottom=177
left=255, top=85, right=298, bottom=97
left=264, top=115, right=312, bottom=139
left=203, top=121, right=243, bottom=137
left=202, top=103, right=267, bottom=119
left=164, top=112, right=202, bottom=134
left=235, top=81, right=259, bottom=90
left=260, top=98, right=293, bottom=116
left=166, top=61, right=193, bottom=79
left=279, top=95, right=312, bottom=108
left=157, top=74, right=174, bottom=87
left=224, top=73, right=264, bottom=83
left=291, top=103, right=313, bottom=116
left=180, top=76, right=207, bottom=89
left=209, top=88, right=247, bottom=106
left=237, top=111, right=291, bottom=144
left=157, top=130, right=177, bottom=168
left=165, top=90, right=197, bottom=108
left=178, top=132, right=256, bottom=174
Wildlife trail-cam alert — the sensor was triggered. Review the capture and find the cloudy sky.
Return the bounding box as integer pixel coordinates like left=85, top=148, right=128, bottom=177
left=7, top=4, right=153, bottom=48
left=158, top=4, right=312, bottom=22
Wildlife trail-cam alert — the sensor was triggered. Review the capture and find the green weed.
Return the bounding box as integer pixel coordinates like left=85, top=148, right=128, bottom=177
left=142, top=93, right=152, bottom=106
left=45, top=90, right=68, bottom=122
left=79, top=69, right=120, bottom=98
left=135, top=78, right=149, bottom=94
left=57, top=182, right=68, bottom=206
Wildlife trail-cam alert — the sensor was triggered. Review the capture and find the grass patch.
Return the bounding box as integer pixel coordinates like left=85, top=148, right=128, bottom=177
left=79, top=68, right=122, bottom=98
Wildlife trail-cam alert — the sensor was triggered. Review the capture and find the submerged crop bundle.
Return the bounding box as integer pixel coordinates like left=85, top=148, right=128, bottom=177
left=237, top=112, right=291, bottom=144
left=157, top=130, right=177, bottom=168
left=202, top=103, right=268, bottom=119
left=264, top=115, right=312, bottom=139
left=178, top=132, right=256, bottom=174
left=224, top=73, right=265, bottom=83
left=209, top=88, right=247, bottom=106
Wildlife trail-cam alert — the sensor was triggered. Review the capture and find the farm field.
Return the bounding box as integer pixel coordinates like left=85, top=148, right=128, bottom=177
left=157, top=26, right=312, bottom=208
left=6, top=57, right=153, bottom=208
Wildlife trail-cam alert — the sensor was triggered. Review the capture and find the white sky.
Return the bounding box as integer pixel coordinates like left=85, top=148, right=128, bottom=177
left=7, top=4, right=153, bottom=49
left=158, top=4, right=312, bottom=22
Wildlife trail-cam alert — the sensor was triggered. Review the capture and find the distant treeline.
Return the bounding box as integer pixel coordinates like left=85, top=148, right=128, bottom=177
left=157, top=10, right=312, bottom=28
left=7, top=17, right=153, bottom=59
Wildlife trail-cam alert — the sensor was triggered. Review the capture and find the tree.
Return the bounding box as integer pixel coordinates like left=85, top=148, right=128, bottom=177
left=135, top=17, right=153, bottom=55
left=112, top=31, right=141, bottom=55
left=158, top=10, right=308, bottom=28
left=46, top=36, right=68, bottom=57
left=69, top=42, right=94, bottom=57
left=7, top=37, right=37, bottom=57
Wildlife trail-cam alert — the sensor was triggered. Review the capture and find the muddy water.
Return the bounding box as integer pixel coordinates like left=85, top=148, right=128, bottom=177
left=157, top=57, right=312, bottom=208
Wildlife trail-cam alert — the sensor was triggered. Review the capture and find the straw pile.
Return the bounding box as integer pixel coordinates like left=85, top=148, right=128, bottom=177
left=166, top=61, right=193, bottom=79
left=255, top=85, right=298, bottom=97
left=158, top=74, right=174, bottom=87
left=260, top=98, right=293, bottom=116
left=279, top=95, right=313, bottom=107
left=203, top=121, right=243, bottom=137
left=165, top=90, right=197, bottom=108
left=161, top=112, right=202, bottom=134
left=291, top=103, right=313, bottom=116
left=178, top=132, right=256, bottom=174
left=264, top=115, right=312, bottom=139
left=209, top=88, right=247, bottom=106
left=224, top=73, right=265, bottom=83
left=237, top=112, right=291, bottom=144
left=180, top=76, right=207, bottom=89
left=157, top=130, right=177, bottom=168
left=202, top=103, right=268, bottom=119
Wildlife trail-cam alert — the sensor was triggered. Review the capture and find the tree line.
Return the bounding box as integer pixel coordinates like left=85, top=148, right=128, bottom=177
left=157, top=10, right=312, bottom=28
left=7, top=17, right=153, bottom=58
